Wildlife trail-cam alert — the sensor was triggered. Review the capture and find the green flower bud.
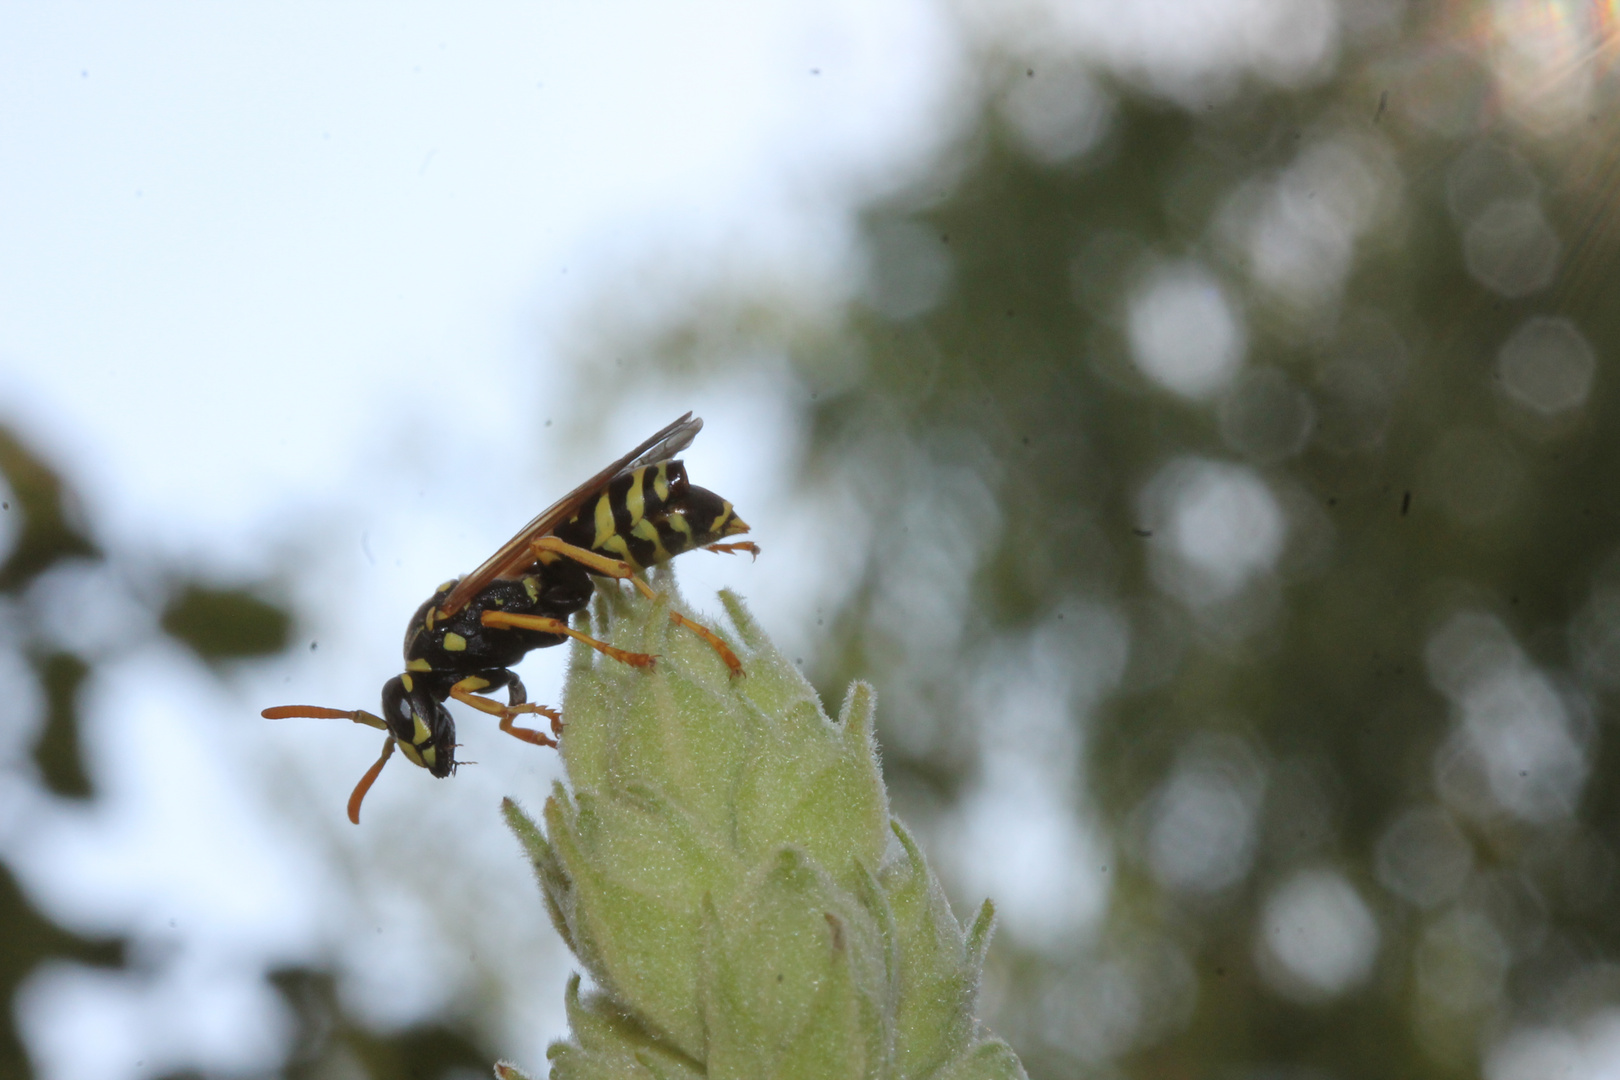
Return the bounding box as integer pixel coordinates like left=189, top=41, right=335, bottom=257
left=503, top=580, right=1025, bottom=1080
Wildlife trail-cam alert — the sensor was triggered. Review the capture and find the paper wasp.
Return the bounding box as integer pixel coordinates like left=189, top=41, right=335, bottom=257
left=263, top=413, right=756, bottom=823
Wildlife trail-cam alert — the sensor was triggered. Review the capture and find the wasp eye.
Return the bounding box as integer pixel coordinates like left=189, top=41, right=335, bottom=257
left=379, top=675, right=419, bottom=738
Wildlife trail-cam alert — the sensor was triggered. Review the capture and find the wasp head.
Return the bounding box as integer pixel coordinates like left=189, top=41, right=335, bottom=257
left=379, top=674, right=456, bottom=778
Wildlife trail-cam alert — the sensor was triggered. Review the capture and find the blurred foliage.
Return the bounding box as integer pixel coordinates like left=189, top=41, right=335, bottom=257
left=0, top=429, right=115, bottom=1074
left=0, top=863, right=124, bottom=1078
left=32, top=652, right=91, bottom=800
left=271, top=968, right=490, bottom=1080
left=161, top=584, right=291, bottom=660
left=147, top=969, right=488, bottom=1080
left=0, top=427, right=495, bottom=1078
left=598, top=5, right=1620, bottom=1078
left=0, top=427, right=96, bottom=591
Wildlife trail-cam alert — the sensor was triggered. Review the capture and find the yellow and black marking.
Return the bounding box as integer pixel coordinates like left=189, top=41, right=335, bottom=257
left=546, top=460, right=686, bottom=569
left=555, top=470, right=750, bottom=573
left=259, top=412, right=755, bottom=825
left=395, top=696, right=437, bottom=768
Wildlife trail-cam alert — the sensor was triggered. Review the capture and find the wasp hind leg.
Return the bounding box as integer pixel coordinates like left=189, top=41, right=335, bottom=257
left=530, top=535, right=660, bottom=599
left=526, top=535, right=744, bottom=676
left=705, top=540, right=760, bottom=559
left=449, top=675, right=561, bottom=747
left=665, top=610, right=743, bottom=677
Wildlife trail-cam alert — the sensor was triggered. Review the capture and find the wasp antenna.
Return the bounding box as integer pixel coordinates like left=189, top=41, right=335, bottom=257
left=347, top=737, right=396, bottom=824
left=263, top=705, right=388, bottom=731
left=264, top=704, right=339, bottom=719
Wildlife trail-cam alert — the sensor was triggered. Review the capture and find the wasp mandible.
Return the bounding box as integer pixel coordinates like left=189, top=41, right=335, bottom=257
left=263, top=413, right=757, bottom=823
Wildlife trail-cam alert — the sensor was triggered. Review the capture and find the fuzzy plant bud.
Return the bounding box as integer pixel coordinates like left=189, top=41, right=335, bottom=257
left=499, top=578, right=1025, bottom=1080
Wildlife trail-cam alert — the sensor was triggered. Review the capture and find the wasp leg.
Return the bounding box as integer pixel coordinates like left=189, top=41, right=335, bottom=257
left=449, top=678, right=560, bottom=747
left=347, top=736, right=396, bottom=825
left=506, top=674, right=564, bottom=739
left=705, top=541, right=760, bottom=559
left=530, top=535, right=660, bottom=600
left=528, top=535, right=743, bottom=676
left=668, top=610, right=744, bottom=677
left=480, top=609, right=657, bottom=669
left=262, top=704, right=389, bottom=731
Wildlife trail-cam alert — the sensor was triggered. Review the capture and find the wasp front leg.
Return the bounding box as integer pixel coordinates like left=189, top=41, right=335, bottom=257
left=503, top=673, right=564, bottom=740
left=448, top=674, right=561, bottom=747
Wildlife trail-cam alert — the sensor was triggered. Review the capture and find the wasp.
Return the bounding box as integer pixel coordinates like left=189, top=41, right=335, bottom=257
left=263, top=413, right=756, bottom=823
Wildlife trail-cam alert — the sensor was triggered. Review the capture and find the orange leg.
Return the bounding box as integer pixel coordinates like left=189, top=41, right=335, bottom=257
left=669, top=611, right=743, bottom=677
left=480, top=609, right=657, bottom=668
left=530, top=535, right=655, bottom=596
left=449, top=682, right=561, bottom=747
left=526, top=535, right=744, bottom=676
left=706, top=541, right=760, bottom=559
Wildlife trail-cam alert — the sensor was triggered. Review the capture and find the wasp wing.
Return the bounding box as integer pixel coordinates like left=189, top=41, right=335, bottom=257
left=436, top=412, right=703, bottom=617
